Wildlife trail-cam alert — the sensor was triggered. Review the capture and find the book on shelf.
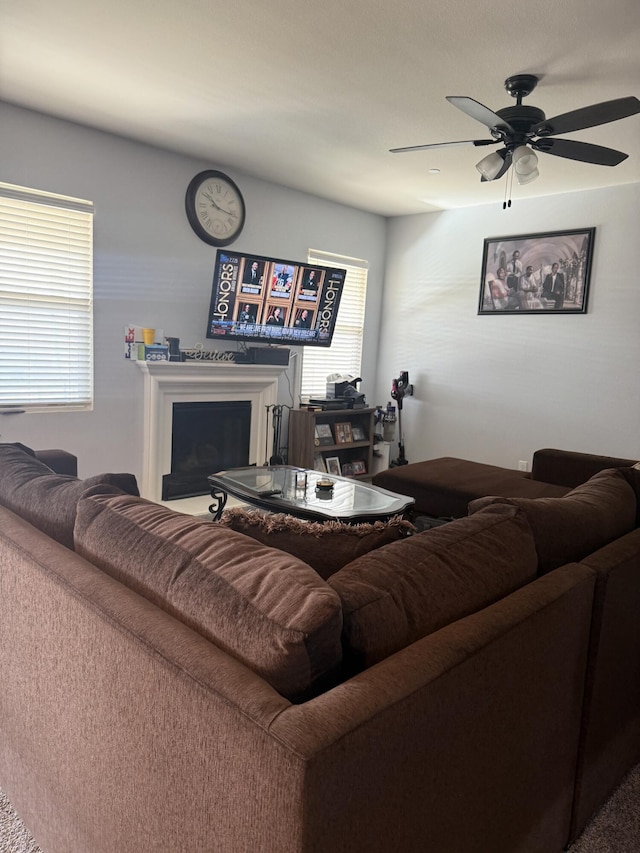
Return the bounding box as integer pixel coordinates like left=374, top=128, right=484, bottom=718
left=314, top=423, right=334, bottom=445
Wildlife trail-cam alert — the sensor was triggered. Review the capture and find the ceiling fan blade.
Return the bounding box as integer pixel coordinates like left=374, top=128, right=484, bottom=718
left=480, top=149, right=512, bottom=182
left=531, top=137, right=628, bottom=166
left=446, top=96, right=514, bottom=134
left=390, top=138, right=496, bottom=154
left=532, top=96, right=640, bottom=137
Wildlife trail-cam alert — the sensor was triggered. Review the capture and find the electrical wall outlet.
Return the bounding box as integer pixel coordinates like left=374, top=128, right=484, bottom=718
left=518, top=460, right=528, bottom=472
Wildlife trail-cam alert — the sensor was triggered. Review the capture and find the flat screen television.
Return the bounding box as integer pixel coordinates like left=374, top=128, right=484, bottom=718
left=206, top=250, right=346, bottom=347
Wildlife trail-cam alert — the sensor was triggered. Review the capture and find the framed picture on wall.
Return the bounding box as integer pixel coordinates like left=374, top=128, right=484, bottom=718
left=478, top=227, right=595, bottom=315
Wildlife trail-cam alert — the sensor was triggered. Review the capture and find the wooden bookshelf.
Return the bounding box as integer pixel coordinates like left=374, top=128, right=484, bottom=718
left=288, top=407, right=376, bottom=479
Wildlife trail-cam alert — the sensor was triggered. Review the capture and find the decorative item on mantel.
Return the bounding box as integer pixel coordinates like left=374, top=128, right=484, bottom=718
left=165, top=337, right=182, bottom=362
left=125, top=326, right=289, bottom=366
left=124, top=325, right=165, bottom=360
left=181, top=343, right=237, bottom=362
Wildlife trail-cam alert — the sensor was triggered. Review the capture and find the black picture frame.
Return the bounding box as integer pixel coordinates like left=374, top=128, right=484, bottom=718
left=478, top=228, right=595, bottom=315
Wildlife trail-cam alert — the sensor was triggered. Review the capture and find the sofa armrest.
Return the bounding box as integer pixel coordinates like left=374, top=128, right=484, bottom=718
left=270, top=564, right=596, bottom=852
left=34, top=448, right=78, bottom=476
left=531, top=448, right=638, bottom=488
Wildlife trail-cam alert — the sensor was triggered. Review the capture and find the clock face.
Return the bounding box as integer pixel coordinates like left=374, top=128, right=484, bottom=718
left=185, top=170, right=246, bottom=247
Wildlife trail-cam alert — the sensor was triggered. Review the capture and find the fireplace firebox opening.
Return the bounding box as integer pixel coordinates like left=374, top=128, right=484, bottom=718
left=162, top=400, right=251, bottom=500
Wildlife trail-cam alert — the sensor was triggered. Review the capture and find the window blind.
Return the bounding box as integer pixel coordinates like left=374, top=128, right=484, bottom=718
left=0, top=183, right=94, bottom=411
left=300, top=250, right=368, bottom=400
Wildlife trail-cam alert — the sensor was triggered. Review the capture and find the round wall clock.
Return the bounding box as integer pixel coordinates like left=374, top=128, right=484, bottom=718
left=185, top=170, right=246, bottom=247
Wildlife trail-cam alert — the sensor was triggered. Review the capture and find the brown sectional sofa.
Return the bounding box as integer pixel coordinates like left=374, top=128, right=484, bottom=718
left=1, top=443, right=640, bottom=852
left=372, top=447, right=639, bottom=519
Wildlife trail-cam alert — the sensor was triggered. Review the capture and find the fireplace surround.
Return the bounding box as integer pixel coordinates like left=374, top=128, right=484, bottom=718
left=136, top=361, right=289, bottom=504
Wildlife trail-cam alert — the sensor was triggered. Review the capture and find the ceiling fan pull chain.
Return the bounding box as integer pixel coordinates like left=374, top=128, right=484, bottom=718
left=503, top=167, right=513, bottom=209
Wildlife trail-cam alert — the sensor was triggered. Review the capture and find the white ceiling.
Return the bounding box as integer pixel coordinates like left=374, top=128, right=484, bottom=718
left=1, top=0, right=639, bottom=216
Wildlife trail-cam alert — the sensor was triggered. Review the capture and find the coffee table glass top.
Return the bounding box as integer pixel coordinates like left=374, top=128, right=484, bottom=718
left=208, top=465, right=414, bottom=523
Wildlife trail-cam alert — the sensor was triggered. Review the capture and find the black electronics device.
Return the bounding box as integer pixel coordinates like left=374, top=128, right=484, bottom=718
left=330, top=377, right=366, bottom=408
left=308, top=397, right=365, bottom=410
left=206, top=249, right=346, bottom=348
left=247, top=346, right=290, bottom=365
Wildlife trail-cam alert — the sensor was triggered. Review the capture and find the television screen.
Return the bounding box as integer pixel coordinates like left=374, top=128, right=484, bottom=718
left=206, top=250, right=346, bottom=347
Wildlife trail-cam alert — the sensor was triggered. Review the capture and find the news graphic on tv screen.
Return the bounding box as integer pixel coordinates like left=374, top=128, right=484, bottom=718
left=206, top=250, right=346, bottom=347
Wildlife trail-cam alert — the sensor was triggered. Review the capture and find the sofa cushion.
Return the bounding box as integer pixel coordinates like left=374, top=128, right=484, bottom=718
left=218, top=507, right=415, bottom=580
left=530, top=448, right=639, bottom=488
left=328, top=504, right=537, bottom=670
left=0, top=443, right=139, bottom=549
left=469, top=469, right=637, bottom=574
left=372, top=457, right=570, bottom=518
left=74, top=488, right=343, bottom=700
left=0, top=441, right=37, bottom=457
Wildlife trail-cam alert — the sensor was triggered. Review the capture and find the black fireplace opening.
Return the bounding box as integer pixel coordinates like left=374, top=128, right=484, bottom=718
left=162, top=400, right=251, bottom=500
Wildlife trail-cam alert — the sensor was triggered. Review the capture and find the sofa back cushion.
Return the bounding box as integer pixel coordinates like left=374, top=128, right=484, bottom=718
left=0, top=444, right=139, bottom=549
left=530, top=448, right=638, bottom=488
left=74, top=488, right=343, bottom=700
left=218, top=507, right=415, bottom=580
left=469, top=469, right=637, bottom=574
left=328, top=504, right=537, bottom=670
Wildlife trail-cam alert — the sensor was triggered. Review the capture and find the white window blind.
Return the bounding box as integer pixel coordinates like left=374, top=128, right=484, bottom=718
left=300, top=250, right=368, bottom=400
left=0, top=183, right=94, bottom=411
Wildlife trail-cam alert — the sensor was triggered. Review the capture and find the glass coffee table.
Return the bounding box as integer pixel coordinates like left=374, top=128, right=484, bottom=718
left=208, top=465, right=414, bottom=523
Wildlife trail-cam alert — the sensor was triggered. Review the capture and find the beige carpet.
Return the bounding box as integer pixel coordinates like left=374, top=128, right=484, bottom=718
left=570, top=762, right=640, bottom=852
left=1, top=764, right=639, bottom=851
left=0, top=790, right=43, bottom=853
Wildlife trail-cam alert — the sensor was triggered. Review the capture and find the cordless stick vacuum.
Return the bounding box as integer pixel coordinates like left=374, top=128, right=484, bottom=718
left=389, top=371, right=413, bottom=467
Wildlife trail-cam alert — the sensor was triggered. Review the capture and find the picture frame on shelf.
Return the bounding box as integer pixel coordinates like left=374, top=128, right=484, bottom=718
left=479, top=227, right=595, bottom=315
left=314, top=423, right=334, bottom=446
left=334, top=422, right=353, bottom=444
left=341, top=462, right=355, bottom=477
left=313, top=453, right=327, bottom=473
left=351, top=424, right=367, bottom=442
left=351, top=460, right=367, bottom=475
left=326, top=456, right=342, bottom=476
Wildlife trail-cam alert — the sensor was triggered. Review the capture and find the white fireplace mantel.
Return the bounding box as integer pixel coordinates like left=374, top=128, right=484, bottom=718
left=136, top=360, right=288, bottom=504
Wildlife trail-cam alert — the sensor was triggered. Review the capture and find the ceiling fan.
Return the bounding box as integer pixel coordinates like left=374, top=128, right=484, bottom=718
left=390, top=75, right=640, bottom=185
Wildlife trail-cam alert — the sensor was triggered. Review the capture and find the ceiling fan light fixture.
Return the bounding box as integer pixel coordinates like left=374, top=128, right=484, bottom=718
left=516, top=166, right=540, bottom=185
left=513, top=145, right=538, bottom=175
left=475, top=151, right=505, bottom=181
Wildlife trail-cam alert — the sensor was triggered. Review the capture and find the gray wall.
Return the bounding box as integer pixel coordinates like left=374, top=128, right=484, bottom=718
left=4, top=101, right=638, bottom=479
left=378, top=183, right=640, bottom=468
left=0, top=102, right=387, bottom=478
